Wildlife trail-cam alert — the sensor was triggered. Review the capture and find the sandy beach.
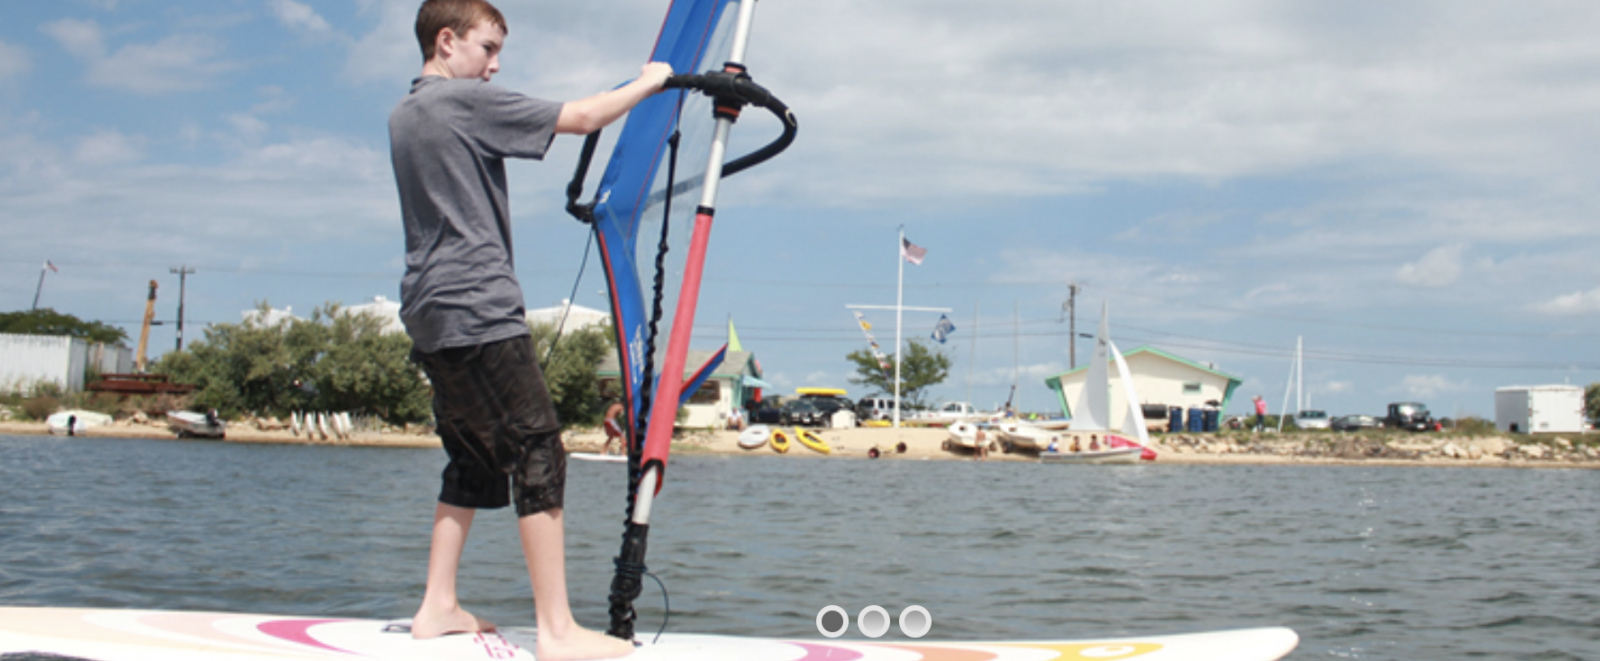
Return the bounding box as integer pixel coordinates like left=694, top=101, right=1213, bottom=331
left=3, top=418, right=1596, bottom=469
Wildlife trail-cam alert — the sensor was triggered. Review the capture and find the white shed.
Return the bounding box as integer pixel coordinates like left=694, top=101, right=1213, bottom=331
left=1045, top=346, right=1242, bottom=431
left=1494, top=385, right=1585, bottom=434
left=0, top=333, right=132, bottom=394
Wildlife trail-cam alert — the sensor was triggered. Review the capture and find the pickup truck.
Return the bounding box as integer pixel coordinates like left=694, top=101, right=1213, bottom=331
left=1385, top=402, right=1435, bottom=431
left=917, top=401, right=990, bottom=421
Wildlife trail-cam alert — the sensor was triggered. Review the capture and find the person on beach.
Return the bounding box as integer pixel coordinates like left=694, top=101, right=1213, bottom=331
left=1253, top=395, right=1267, bottom=432
left=602, top=400, right=625, bottom=456
left=389, top=0, right=671, bottom=657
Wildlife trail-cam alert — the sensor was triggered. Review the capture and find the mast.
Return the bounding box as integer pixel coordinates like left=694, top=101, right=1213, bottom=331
left=611, top=0, right=772, bottom=641
left=893, top=227, right=905, bottom=427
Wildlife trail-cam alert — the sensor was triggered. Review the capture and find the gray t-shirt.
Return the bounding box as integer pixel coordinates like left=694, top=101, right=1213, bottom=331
left=389, top=76, right=562, bottom=353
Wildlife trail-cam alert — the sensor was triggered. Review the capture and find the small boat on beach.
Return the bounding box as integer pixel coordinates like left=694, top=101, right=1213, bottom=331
left=769, top=428, right=791, bottom=453
left=943, top=420, right=997, bottom=452
left=737, top=425, right=771, bottom=449
left=46, top=410, right=112, bottom=436
left=166, top=410, right=225, bottom=440
left=994, top=420, right=1057, bottom=452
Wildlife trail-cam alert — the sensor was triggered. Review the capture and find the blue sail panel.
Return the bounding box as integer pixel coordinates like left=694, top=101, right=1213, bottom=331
left=590, top=0, right=740, bottom=438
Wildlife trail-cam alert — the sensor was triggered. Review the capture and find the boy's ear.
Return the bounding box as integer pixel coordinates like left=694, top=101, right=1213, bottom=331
left=434, top=27, right=457, bottom=59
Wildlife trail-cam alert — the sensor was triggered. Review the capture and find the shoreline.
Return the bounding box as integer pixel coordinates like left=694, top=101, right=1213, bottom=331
left=2, top=420, right=1596, bottom=469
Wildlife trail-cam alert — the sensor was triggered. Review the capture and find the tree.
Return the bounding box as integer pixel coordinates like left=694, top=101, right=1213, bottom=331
left=0, top=308, right=128, bottom=345
left=1587, top=382, right=1600, bottom=423
left=529, top=320, right=614, bottom=428
left=844, top=337, right=951, bottom=408
left=155, top=302, right=430, bottom=424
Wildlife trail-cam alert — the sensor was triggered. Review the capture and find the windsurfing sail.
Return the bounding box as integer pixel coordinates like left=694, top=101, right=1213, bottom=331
left=564, top=0, right=795, bottom=641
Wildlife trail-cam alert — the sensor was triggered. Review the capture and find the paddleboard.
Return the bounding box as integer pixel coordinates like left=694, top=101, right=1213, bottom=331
left=737, top=425, right=771, bottom=449
left=570, top=452, right=627, bottom=463
left=0, top=607, right=1298, bottom=661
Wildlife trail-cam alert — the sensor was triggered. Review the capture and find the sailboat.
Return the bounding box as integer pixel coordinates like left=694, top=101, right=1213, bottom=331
left=1041, top=302, right=1155, bottom=464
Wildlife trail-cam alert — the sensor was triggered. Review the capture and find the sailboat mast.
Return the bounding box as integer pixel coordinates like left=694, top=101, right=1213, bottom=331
left=966, top=302, right=978, bottom=407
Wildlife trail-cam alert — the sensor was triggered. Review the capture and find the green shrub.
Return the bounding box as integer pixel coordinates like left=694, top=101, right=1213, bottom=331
left=21, top=396, right=58, bottom=421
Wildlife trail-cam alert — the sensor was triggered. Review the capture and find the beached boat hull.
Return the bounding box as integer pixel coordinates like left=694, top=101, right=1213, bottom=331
left=995, top=421, right=1058, bottom=451
left=737, top=425, right=771, bottom=449
left=166, top=410, right=225, bottom=440
left=769, top=429, right=791, bottom=453
left=46, top=410, right=113, bottom=436
left=942, top=421, right=998, bottom=452
left=1040, top=447, right=1144, bottom=464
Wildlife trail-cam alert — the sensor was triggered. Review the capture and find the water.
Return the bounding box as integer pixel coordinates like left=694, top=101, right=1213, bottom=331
left=1, top=435, right=1596, bottom=660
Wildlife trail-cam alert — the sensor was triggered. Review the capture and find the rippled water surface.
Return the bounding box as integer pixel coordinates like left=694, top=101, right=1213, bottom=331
left=2, top=435, right=1596, bottom=660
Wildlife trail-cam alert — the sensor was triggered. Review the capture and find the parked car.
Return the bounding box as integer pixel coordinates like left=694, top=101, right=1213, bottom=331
left=856, top=396, right=895, bottom=421
left=1294, top=410, right=1331, bottom=430
left=804, top=395, right=853, bottom=426
left=1331, top=414, right=1382, bottom=432
left=748, top=401, right=782, bottom=424
left=917, top=401, right=988, bottom=421
left=779, top=399, right=826, bottom=427
left=1385, top=402, right=1435, bottom=431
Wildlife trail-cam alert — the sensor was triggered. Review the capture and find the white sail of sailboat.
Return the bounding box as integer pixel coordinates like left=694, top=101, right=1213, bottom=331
left=1044, top=301, right=1153, bottom=464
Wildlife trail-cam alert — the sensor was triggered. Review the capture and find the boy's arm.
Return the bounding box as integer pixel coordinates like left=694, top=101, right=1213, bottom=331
left=556, top=62, right=674, bottom=135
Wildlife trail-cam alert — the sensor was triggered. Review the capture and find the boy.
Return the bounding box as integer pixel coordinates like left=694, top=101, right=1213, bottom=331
left=388, top=1, right=670, bottom=658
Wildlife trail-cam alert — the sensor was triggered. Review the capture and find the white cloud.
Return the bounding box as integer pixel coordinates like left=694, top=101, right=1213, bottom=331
left=0, top=40, right=32, bottom=81
left=44, top=19, right=234, bottom=93
left=1398, top=374, right=1470, bottom=399
left=1322, top=381, right=1352, bottom=395
left=1396, top=243, right=1467, bottom=288
left=41, top=19, right=106, bottom=60
left=270, top=0, right=334, bottom=36
left=225, top=113, right=270, bottom=142
left=1535, top=286, right=1600, bottom=315
left=73, top=129, right=144, bottom=165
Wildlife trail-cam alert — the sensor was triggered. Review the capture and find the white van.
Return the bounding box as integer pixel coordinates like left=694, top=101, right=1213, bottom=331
left=856, top=396, right=895, bottom=421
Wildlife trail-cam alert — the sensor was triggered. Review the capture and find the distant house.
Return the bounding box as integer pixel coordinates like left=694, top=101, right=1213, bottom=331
left=1045, top=346, right=1242, bottom=430
left=597, top=349, right=768, bottom=430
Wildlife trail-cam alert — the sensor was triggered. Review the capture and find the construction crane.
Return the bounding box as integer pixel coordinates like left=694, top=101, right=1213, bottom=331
left=136, top=280, right=158, bottom=372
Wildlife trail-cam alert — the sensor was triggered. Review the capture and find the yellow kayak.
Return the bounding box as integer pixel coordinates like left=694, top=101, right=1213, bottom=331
left=770, top=428, right=791, bottom=453
left=794, top=427, right=832, bottom=454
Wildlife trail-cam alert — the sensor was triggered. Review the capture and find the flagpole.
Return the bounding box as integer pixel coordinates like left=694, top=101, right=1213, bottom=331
left=894, top=227, right=905, bottom=428
left=31, top=263, right=48, bottom=310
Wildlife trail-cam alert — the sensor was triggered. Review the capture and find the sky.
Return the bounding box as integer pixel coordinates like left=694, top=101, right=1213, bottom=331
left=3, top=0, right=1599, bottom=420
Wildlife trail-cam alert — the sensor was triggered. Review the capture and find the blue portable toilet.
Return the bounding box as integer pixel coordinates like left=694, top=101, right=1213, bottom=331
left=1203, top=408, right=1220, bottom=432
left=1186, top=407, right=1204, bottom=432
left=1168, top=406, right=1183, bottom=433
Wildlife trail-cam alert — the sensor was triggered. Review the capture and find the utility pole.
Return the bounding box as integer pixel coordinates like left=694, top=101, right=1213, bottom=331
left=1064, top=282, right=1080, bottom=369
left=170, top=265, right=195, bottom=350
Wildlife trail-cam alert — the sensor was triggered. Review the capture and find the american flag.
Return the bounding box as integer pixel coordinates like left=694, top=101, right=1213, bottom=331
left=901, top=237, right=927, bottom=265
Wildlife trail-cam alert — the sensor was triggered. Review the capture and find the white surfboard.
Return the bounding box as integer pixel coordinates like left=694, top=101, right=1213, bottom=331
left=0, top=607, right=1298, bottom=661
left=570, top=452, right=628, bottom=463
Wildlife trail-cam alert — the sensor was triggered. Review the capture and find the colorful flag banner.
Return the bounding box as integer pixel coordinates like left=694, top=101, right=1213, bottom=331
left=727, top=316, right=744, bottom=353
left=931, top=314, right=956, bottom=344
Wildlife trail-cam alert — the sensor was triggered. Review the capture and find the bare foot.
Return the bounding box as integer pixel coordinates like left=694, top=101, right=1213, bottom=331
left=410, top=603, right=496, bottom=639
left=536, top=624, right=634, bottom=661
